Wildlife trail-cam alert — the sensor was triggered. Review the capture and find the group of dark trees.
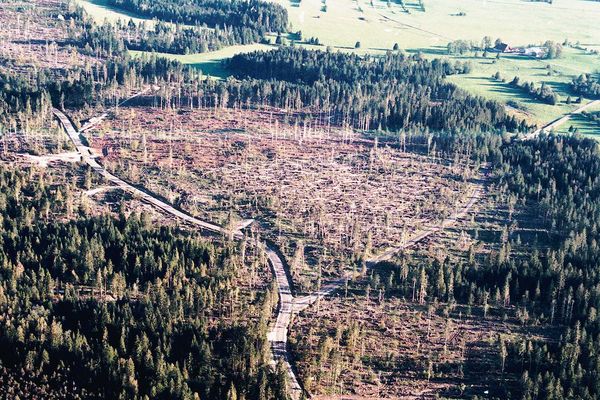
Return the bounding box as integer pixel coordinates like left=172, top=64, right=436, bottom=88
left=109, top=0, right=288, bottom=34
left=97, top=0, right=288, bottom=54
left=0, top=71, right=49, bottom=125
left=497, top=136, right=600, bottom=399
left=543, top=40, right=563, bottom=59
left=509, top=76, right=558, bottom=105
left=447, top=39, right=476, bottom=55
left=580, top=110, right=600, bottom=125
left=207, top=48, right=529, bottom=132
left=570, top=74, right=600, bottom=99
left=0, top=68, right=95, bottom=129
left=447, top=36, right=504, bottom=56
left=0, top=166, right=289, bottom=399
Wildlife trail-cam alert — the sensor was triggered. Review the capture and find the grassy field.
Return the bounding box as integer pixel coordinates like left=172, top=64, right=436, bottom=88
left=129, top=44, right=276, bottom=78
left=556, top=102, right=600, bottom=137
left=79, top=0, right=600, bottom=126
left=441, top=48, right=600, bottom=125
left=273, top=0, right=600, bottom=52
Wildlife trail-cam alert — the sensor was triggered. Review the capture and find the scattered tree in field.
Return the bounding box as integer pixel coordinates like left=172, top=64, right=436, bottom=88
left=544, top=40, right=563, bottom=59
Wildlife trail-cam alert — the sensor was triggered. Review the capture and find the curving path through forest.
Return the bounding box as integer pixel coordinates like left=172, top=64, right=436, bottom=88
left=52, top=108, right=240, bottom=238
left=54, top=105, right=484, bottom=400
left=292, top=181, right=484, bottom=314
left=53, top=105, right=304, bottom=396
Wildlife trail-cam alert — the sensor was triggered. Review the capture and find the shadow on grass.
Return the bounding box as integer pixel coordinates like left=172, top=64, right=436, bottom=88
left=486, top=83, right=548, bottom=106
left=369, top=47, right=399, bottom=52
left=405, top=46, right=448, bottom=56
left=84, top=0, right=150, bottom=20
left=456, top=75, right=551, bottom=109
left=188, top=61, right=230, bottom=79
left=561, top=113, right=600, bottom=136
left=333, top=45, right=357, bottom=50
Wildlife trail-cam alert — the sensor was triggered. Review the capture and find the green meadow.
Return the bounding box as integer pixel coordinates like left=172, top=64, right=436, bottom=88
left=442, top=48, right=600, bottom=125
left=129, top=45, right=276, bottom=79
left=78, top=0, right=600, bottom=128
left=556, top=102, right=600, bottom=138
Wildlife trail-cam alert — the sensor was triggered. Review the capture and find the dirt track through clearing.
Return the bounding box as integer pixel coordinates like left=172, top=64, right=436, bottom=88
left=54, top=101, right=485, bottom=400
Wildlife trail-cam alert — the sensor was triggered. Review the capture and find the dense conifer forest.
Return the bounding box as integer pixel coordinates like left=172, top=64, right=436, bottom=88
left=172, top=48, right=531, bottom=133
left=570, top=74, right=600, bottom=99
left=108, top=0, right=288, bottom=34
left=0, top=166, right=288, bottom=399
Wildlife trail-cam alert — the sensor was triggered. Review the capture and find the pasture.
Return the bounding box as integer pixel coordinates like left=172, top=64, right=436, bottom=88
left=556, top=102, right=600, bottom=137
left=442, top=48, right=600, bottom=125
left=272, top=0, right=600, bottom=52
left=129, top=44, right=276, bottom=78
left=77, top=0, right=600, bottom=127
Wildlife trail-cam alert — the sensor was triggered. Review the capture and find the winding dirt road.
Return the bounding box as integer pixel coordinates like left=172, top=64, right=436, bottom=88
left=54, top=106, right=484, bottom=400
left=53, top=106, right=304, bottom=396
left=52, top=108, right=240, bottom=238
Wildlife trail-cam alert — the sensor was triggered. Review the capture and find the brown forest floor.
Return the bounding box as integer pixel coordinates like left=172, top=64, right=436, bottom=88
left=289, top=182, right=558, bottom=398
left=85, top=105, right=480, bottom=293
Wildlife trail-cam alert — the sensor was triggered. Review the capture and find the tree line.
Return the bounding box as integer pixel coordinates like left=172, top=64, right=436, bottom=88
left=107, top=0, right=288, bottom=44
left=75, top=9, right=265, bottom=56
left=570, top=74, right=600, bottom=99
left=191, top=47, right=531, bottom=133
left=509, top=76, right=558, bottom=105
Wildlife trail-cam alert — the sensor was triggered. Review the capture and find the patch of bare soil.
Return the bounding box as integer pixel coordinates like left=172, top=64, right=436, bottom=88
left=0, top=0, right=97, bottom=75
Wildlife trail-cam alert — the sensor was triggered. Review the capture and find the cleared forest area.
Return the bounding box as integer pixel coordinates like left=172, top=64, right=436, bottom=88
left=289, top=185, right=557, bottom=398
left=0, top=0, right=97, bottom=74
left=82, top=105, right=481, bottom=293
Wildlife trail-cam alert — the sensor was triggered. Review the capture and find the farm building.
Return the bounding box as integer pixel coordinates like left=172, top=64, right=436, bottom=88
left=504, top=45, right=548, bottom=58
left=521, top=46, right=547, bottom=58
left=494, top=42, right=509, bottom=52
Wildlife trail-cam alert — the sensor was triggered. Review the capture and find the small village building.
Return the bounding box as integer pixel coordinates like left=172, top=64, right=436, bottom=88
left=494, top=42, right=509, bottom=52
